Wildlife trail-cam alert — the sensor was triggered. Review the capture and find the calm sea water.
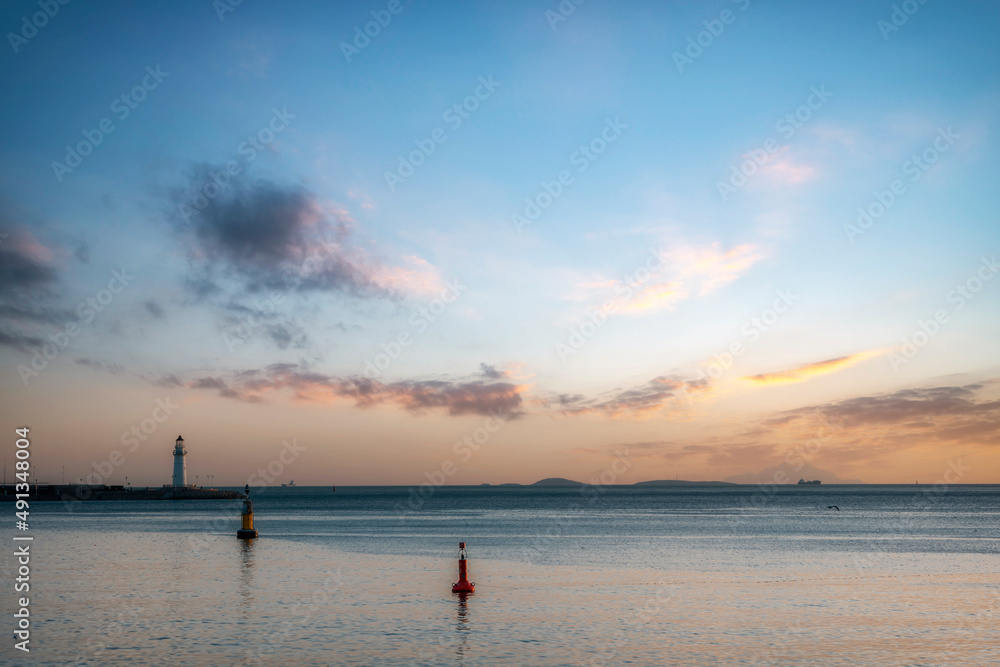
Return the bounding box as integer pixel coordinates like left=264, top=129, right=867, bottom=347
left=4, top=485, right=998, bottom=666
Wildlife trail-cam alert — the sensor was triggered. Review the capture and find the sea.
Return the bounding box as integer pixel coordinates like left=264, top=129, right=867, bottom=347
left=4, top=484, right=998, bottom=666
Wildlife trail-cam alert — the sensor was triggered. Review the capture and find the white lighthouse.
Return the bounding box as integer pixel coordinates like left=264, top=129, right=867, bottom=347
left=172, top=435, right=187, bottom=487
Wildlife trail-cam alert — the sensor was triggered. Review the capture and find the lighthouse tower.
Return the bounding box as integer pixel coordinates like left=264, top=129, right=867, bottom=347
left=172, top=435, right=187, bottom=487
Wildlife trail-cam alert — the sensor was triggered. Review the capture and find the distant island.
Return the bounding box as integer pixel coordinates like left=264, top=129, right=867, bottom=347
left=479, top=477, right=736, bottom=487
left=484, top=464, right=864, bottom=486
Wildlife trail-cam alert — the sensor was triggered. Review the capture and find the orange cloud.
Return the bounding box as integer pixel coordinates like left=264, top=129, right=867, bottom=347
left=743, top=349, right=884, bottom=386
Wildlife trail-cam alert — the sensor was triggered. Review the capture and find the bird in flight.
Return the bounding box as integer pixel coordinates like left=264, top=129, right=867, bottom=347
left=827, top=505, right=840, bottom=511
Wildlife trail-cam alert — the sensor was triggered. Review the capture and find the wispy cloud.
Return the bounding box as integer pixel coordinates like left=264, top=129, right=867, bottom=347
left=756, top=145, right=817, bottom=185
left=670, top=243, right=764, bottom=296
left=570, top=242, right=764, bottom=317
left=743, top=349, right=884, bottom=386
left=551, top=374, right=711, bottom=418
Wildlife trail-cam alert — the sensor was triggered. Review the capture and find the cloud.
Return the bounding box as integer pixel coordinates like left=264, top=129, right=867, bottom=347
left=0, top=329, right=45, bottom=349
left=571, top=242, right=764, bottom=317
left=75, top=358, right=125, bottom=375
left=743, top=349, right=884, bottom=386
left=757, top=146, right=817, bottom=185
left=153, top=364, right=527, bottom=418
left=220, top=301, right=309, bottom=350
left=771, top=382, right=1000, bottom=450
left=0, top=219, right=66, bottom=349
left=554, top=374, right=711, bottom=418
left=171, top=170, right=440, bottom=300
left=0, top=225, right=58, bottom=292
left=479, top=363, right=505, bottom=379
left=143, top=300, right=165, bottom=319
left=667, top=243, right=765, bottom=296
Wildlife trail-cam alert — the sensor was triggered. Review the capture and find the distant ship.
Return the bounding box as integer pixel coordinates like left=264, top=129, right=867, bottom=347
left=281, top=480, right=296, bottom=487
left=798, top=479, right=822, bottom=485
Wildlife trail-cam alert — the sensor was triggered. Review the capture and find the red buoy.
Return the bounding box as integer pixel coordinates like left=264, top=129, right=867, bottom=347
left=451, top=542, right=475, bottom=593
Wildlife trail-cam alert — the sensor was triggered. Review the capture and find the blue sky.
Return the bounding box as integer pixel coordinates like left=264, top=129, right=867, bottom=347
left=2, top=0, right=999, bottom=486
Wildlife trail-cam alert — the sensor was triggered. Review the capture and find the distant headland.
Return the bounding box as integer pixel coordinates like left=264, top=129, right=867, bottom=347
left=480, top=477, right=736, bottom=487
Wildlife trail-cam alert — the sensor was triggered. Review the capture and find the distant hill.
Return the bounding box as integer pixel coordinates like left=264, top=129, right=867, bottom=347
left=525, top=478, right=735, bottom=487
left=724, top=462, right=865, bottom=485
left=530, top=477, right=583, bottom=486
left=633, top=479, right=734, bottom=486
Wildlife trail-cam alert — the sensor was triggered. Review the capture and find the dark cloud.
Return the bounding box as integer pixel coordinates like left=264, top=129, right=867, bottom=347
left=143, top=300, right=165, bottom=319
left=773, top=382, right=1000, bottom=448
left=555, top=375, right=711, bottom=417
left=220, top=301, right=309, bottom=350
left=0, top=329, right=45, bottom=349
left=74, top=242, right=90, bottom=264
left=152, top=364, right=525, bottom=418
left=0, top=226, right=58, bottom=292
left=152, top=373, right=185, bottom=388
left=75, top=358, right=125, bottom=375
left=263, top=322, right=309, bottom=350
left=171, top=171, right=395, bottom=298
left=0, top=219, right=64, bottom=350
left=478, top=363, right=504, bottom=379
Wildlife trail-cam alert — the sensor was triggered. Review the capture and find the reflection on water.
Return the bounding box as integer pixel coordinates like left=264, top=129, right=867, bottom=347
left=238, top=537, right=257, bottom=613
left=454, top=591, right=471, bottom=661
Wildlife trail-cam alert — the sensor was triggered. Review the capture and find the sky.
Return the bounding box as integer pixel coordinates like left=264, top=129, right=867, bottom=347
left=1, top=0, right=999, bottom=487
